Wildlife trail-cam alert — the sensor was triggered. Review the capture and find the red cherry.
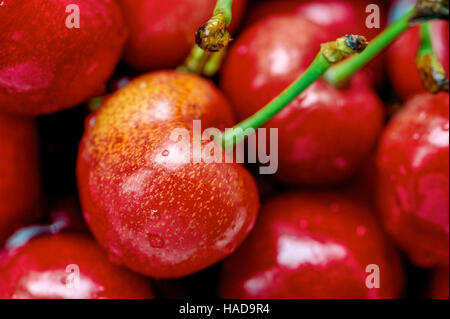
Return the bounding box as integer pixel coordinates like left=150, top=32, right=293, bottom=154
left=0, top=0, right=127, bottom=115
left=219, top=192, right=404, bottom=299
left=428, top=268, right=449, bottom=299
left=220, top=15, right=384, bottom=185
left=77, top=71, right=260, bottom=278
left=248, top=0, right=385, bottom=40
left=0, top=233, right=154, bottom=299
left=117, top=0, right=247, bottom=71
left=387, top=1, right=449, bottom=100
left=245, top=0, right=387, bottom=86
left=376, top=92, right=449, bottom=268
left=0, top=112, right=40, bottom=244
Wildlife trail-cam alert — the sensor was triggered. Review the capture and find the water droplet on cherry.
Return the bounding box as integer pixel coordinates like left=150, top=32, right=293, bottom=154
left=356, top=226, right=367, bottom=237
left=149, top=210, right=161, bottom=221
left=148, top=233, right=164, bottom=248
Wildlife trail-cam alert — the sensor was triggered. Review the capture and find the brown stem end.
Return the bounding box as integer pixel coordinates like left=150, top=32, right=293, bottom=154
left=321, top=35, right=368, bottom=64
left=195, top=11, right=232, bottom=52
left=409, top=0, right=449, bottom=23
left=417, top=53, right=450, bottom=93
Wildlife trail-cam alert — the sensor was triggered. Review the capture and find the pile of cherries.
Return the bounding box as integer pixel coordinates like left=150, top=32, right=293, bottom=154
left=0, top=0, right=448, bottom=299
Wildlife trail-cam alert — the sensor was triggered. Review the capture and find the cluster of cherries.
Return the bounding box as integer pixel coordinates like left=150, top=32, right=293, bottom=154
left=0, top=0, right=448, bottom=299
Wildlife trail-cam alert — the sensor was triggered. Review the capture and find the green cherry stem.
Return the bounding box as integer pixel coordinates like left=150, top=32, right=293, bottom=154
left=221, top=35, right=368, bottom=148
left=418, top=21, right=434, bottom=57
left=324, top=7, right=414, bottom=86
left=195, top=0, right=233, bottom=52
left=416, top=21, right=449, bottom=93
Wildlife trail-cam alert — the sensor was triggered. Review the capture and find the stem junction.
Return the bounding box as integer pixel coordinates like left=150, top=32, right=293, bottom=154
left=195, top=0, right=233, bottom=52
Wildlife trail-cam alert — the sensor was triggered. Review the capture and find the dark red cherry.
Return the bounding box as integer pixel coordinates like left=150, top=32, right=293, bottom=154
left=387, top=0, right=449, bottom=100
left=0, top=0, right=127, bottom=115
left=428, top=268, right=449, bottom=299
left=220, top=15, right=384, bottom=185
left=248, top=0, right=386, bottom=40
left=246, top=0, right=387, bottom=86
left=376, top=92, right=449, bottom=268
left=117, top=0, right=247, bottom=71
left=77, top=71, right=259, bottom=279
left=0, top=112, right=40, bottom=244
left=220, top=192, right=404, bottom=299
left=0, top=233, right=154, bottom=299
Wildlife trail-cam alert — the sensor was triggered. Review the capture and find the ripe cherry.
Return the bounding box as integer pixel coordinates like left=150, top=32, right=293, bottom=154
left=0, top=0, right=127, bottom=115
left=248, top=0, right=386, bottom=41
left=0, top=233, right=154, bottom=299
left=428, top=268, right=449, bottom=299
left=245, top=0, right=387, bottom=86
left=220, top=15, right=384, bottom=185
left=219, top=192, right=404, bottom=299
left=376, top=92, right=449, bottom=268
left=77, top=71, right=259, bottom=279
left=386, top=0, right=449, bottom=100
left=0, top=112, right=40, bottom=245
left=117, top=0, right=247, bottom=71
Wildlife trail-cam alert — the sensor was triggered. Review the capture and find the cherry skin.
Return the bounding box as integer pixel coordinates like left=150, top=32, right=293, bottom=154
left=428, top=268, right=449, bottom=299
left=219, top=192, right=404, bottom=299
left=248, top=0, right=385, bottom=41
left=117, top=0, right=247, bottom=71
left=0, top=233, right=154, bottom=299
left=77, top=70, right=259, bottom=279
left=376, top=92, right=449, bottom=268
left=387, top=0, right=449, bottom=100
left=0, top=0, right=127, bottom=115
left=245, top=0, right=387, bottom=86
left=0, top=112, right=41, bottom=245
left=220, top=15, right=384, bottom=186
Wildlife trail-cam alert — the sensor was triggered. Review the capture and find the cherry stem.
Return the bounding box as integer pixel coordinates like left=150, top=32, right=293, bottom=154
left=195, top=0, right=233, bottom=52
left=178, top=45, right=226, bottom=77
left=221, top=35, right=368, bottom=147
left=325, top=7, right=414, bottom=86
left=4, top=212, right=70, bottom=250
left=416, top=21, right=450, bottom=93
left=409, top=0, right=449, bottom=22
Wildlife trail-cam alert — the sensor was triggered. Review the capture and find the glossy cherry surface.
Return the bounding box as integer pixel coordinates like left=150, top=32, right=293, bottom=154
left=246, top=0, right=387, bottom=85
left=0, top=0, right=127, bottom=115
left=376, top=93, right=449, bottom=268
left=0, top=233, right=153, bottom=299
left=248, top=0, right=385, bottom=41
left=220, top=192, right=404, bottom=299
left=77, top=71, right=259, bottom=278
left=117, top=0, right=247, bottom=71
left=221, top=15, right=384, bottom=185
left=0, top=112, right=40, bottom=245
left=387, top=1, right=449, bottom=100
